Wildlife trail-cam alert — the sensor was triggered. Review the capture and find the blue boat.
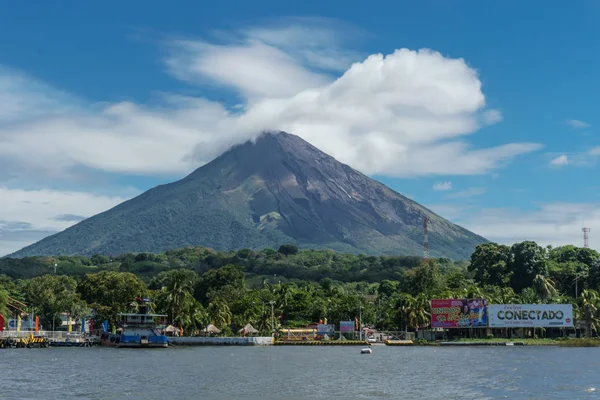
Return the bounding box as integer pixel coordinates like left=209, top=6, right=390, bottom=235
left=100, top=298, right=168, bottom=348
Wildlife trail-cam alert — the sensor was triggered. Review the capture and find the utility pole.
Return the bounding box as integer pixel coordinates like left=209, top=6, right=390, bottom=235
left=423, top=217, right=429, bottom=259
left=359, top=304, right=362, bottom=341
left=269, top=300, right=275, bottom=333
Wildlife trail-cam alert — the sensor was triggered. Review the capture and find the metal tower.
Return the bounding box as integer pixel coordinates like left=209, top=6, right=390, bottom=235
left=423, top=216, right=429, bottom=259
left=583, top=227, right=590, bottom=248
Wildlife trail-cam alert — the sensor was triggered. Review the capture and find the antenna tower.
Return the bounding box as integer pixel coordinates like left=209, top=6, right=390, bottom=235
left=423, top=216, right=429, bottom=259
left=583, top=227, right=590, bottom=248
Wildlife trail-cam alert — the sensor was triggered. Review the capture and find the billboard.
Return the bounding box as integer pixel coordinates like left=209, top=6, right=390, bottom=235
left=340, top=321, right=354, bottom=332
left=431, top=299, right=488, bottom=328
left=7, top=318, right=33, bottom=331
left=488, top=304, right=574, bottom=328
left=317, top=324, right=335, bottom=335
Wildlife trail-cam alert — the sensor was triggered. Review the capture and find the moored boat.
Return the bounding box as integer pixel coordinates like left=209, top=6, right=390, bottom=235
left=100, top=298, right=168, bottom=348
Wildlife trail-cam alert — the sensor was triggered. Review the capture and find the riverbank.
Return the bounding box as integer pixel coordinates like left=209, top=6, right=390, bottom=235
left=169, top=336, right=273, bottom=346
left=274, top=340, right=368, bottom=345
left=434, top=338, right=600, bottom=347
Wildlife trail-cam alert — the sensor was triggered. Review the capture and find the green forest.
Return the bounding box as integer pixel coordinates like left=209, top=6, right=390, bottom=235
left=1, top=241, right=599, bottom=337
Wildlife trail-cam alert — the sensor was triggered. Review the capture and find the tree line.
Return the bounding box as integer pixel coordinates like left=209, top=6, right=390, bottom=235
left=0, top=241, right=599, bottom=336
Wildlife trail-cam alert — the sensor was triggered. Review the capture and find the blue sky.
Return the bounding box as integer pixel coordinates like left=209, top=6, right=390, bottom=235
left=1, top=0, right=599, bottom=256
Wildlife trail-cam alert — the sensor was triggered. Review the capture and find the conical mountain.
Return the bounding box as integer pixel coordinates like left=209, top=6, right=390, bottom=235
left=8, top=131, right=486, bottom=259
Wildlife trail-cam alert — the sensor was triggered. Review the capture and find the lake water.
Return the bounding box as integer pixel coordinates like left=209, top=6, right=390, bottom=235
left=1, top=346, right=599, bottom=399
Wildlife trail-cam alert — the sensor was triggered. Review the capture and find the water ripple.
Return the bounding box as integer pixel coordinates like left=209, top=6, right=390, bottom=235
left=1, top=346, right=599, bottom=399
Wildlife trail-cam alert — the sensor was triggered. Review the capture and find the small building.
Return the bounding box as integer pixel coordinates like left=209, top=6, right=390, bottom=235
left=238, top=323, right=259, bottom=336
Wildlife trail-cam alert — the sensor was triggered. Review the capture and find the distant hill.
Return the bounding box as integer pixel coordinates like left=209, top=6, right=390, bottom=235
left=8, top=131, right=487, bottom=260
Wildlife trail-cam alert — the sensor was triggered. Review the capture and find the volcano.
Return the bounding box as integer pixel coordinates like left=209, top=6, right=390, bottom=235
left=8, top=131, right=486, bottom=259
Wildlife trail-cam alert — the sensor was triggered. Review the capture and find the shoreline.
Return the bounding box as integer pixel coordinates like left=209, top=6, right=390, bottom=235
left=418, top=338, right=600, bottom=347
left=3, top=335, right=600, bottom=348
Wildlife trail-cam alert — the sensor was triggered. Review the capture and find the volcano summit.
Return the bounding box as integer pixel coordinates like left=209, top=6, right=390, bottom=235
left=8, top=131, right=486, bottom=259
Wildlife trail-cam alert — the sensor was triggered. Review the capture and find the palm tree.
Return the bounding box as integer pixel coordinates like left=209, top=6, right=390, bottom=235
left=397, top=293, right=414, bottom=332
left=0, top=290, right=9, bottom=318
left=208, top=300, right=232, bottom=327
left=579, top=289, right=600, bottom=337
left=519, top=287, right=538, bottom=304
left=499, top=287, right=518, bottom=304
left=260, top=278, right=270, bottom=291
left=413, top=293, right=431, bottom=330
left=455, top=284, right=484, bottom=300
left=398, top=293, right=430, bottom=332
left=273, top=284, right=294, bottom=323
left=533, top=274, right=557, bottom=303
left=163, top=270, right=197, bottom=326
left=190, top=303, right=208, bottom=333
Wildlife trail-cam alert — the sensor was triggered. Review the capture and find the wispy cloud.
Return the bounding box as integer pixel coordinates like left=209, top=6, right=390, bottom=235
left=432, top=181, right=452, bottom=191
left=0, top=18, right=541, bottom=181
left=546, top=147, right=600, bottom=168
left=549, top=154, right=569, bottom=167
left=0, top=66, right=83, bottom=123
left=0, top=18, right=546, bottom=253
left=164, top=17, right=364, bottom=99
left=54, top=214, right=87, bottom=222
left=445, top=187, right=486, bottom=199
left=428, top=201, right=600, bottom=251
left=0, top=187, right=130, bottom=256
left=566, top=119, right=591, bottom=129
left=455, top=202, right=600, bottom=251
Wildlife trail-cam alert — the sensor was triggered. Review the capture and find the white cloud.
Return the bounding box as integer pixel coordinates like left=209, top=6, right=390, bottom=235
left=0, top=22, right=541, bottom=181
left=164, top=17, right=363, bottom=99
left=566, top=119, right=591, bottom=129
left=0, top=19, right=546, bottom=255
left=545, top=148, right=600, bottom=168
left=482, top=109, right=503, bottom=125
left=0, top=187, right=131, bottom=256
left=549, top=154, right=569, bottom=167
left=165, top=39, right=331, bottom=98
left=453, top=203, right=600, bottom=252
left=433, top=181, right=452, bottom=191
left=0, top=66, right=83, bottom=122
left=241, top=17, right=367, bottom=73
left=445, top=187, right=486, bottom=199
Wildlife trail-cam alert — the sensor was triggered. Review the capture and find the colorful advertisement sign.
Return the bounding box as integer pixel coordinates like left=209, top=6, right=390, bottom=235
left=340, top=321, right=354, bottom=332
left=7, top=317, right=33, bottom=331
left=488, top=304, right=574, bottom=328
left=317, top=324, right=335, bottom=335
left=431, top=299, right=488, bottom=328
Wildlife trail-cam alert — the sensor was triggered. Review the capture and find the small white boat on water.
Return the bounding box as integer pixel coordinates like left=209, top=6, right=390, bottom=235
left=361, top=347, right=372, bottom=354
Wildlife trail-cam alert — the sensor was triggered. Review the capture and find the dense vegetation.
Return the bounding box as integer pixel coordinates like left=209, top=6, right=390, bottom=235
left=1, top=241, right=599, bottom=337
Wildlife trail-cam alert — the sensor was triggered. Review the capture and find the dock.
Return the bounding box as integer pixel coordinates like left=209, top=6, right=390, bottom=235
left=384, top=340, right=414, bottom=346
left=0, top=335, right=50, bottom=348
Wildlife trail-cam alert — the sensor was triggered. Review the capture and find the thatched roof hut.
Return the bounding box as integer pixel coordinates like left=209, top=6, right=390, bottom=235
left=203, top=324, right=221, bottom=334
left=238, top=323, right=259, bottom=335
left=164, top=325, right=180, bottom=336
